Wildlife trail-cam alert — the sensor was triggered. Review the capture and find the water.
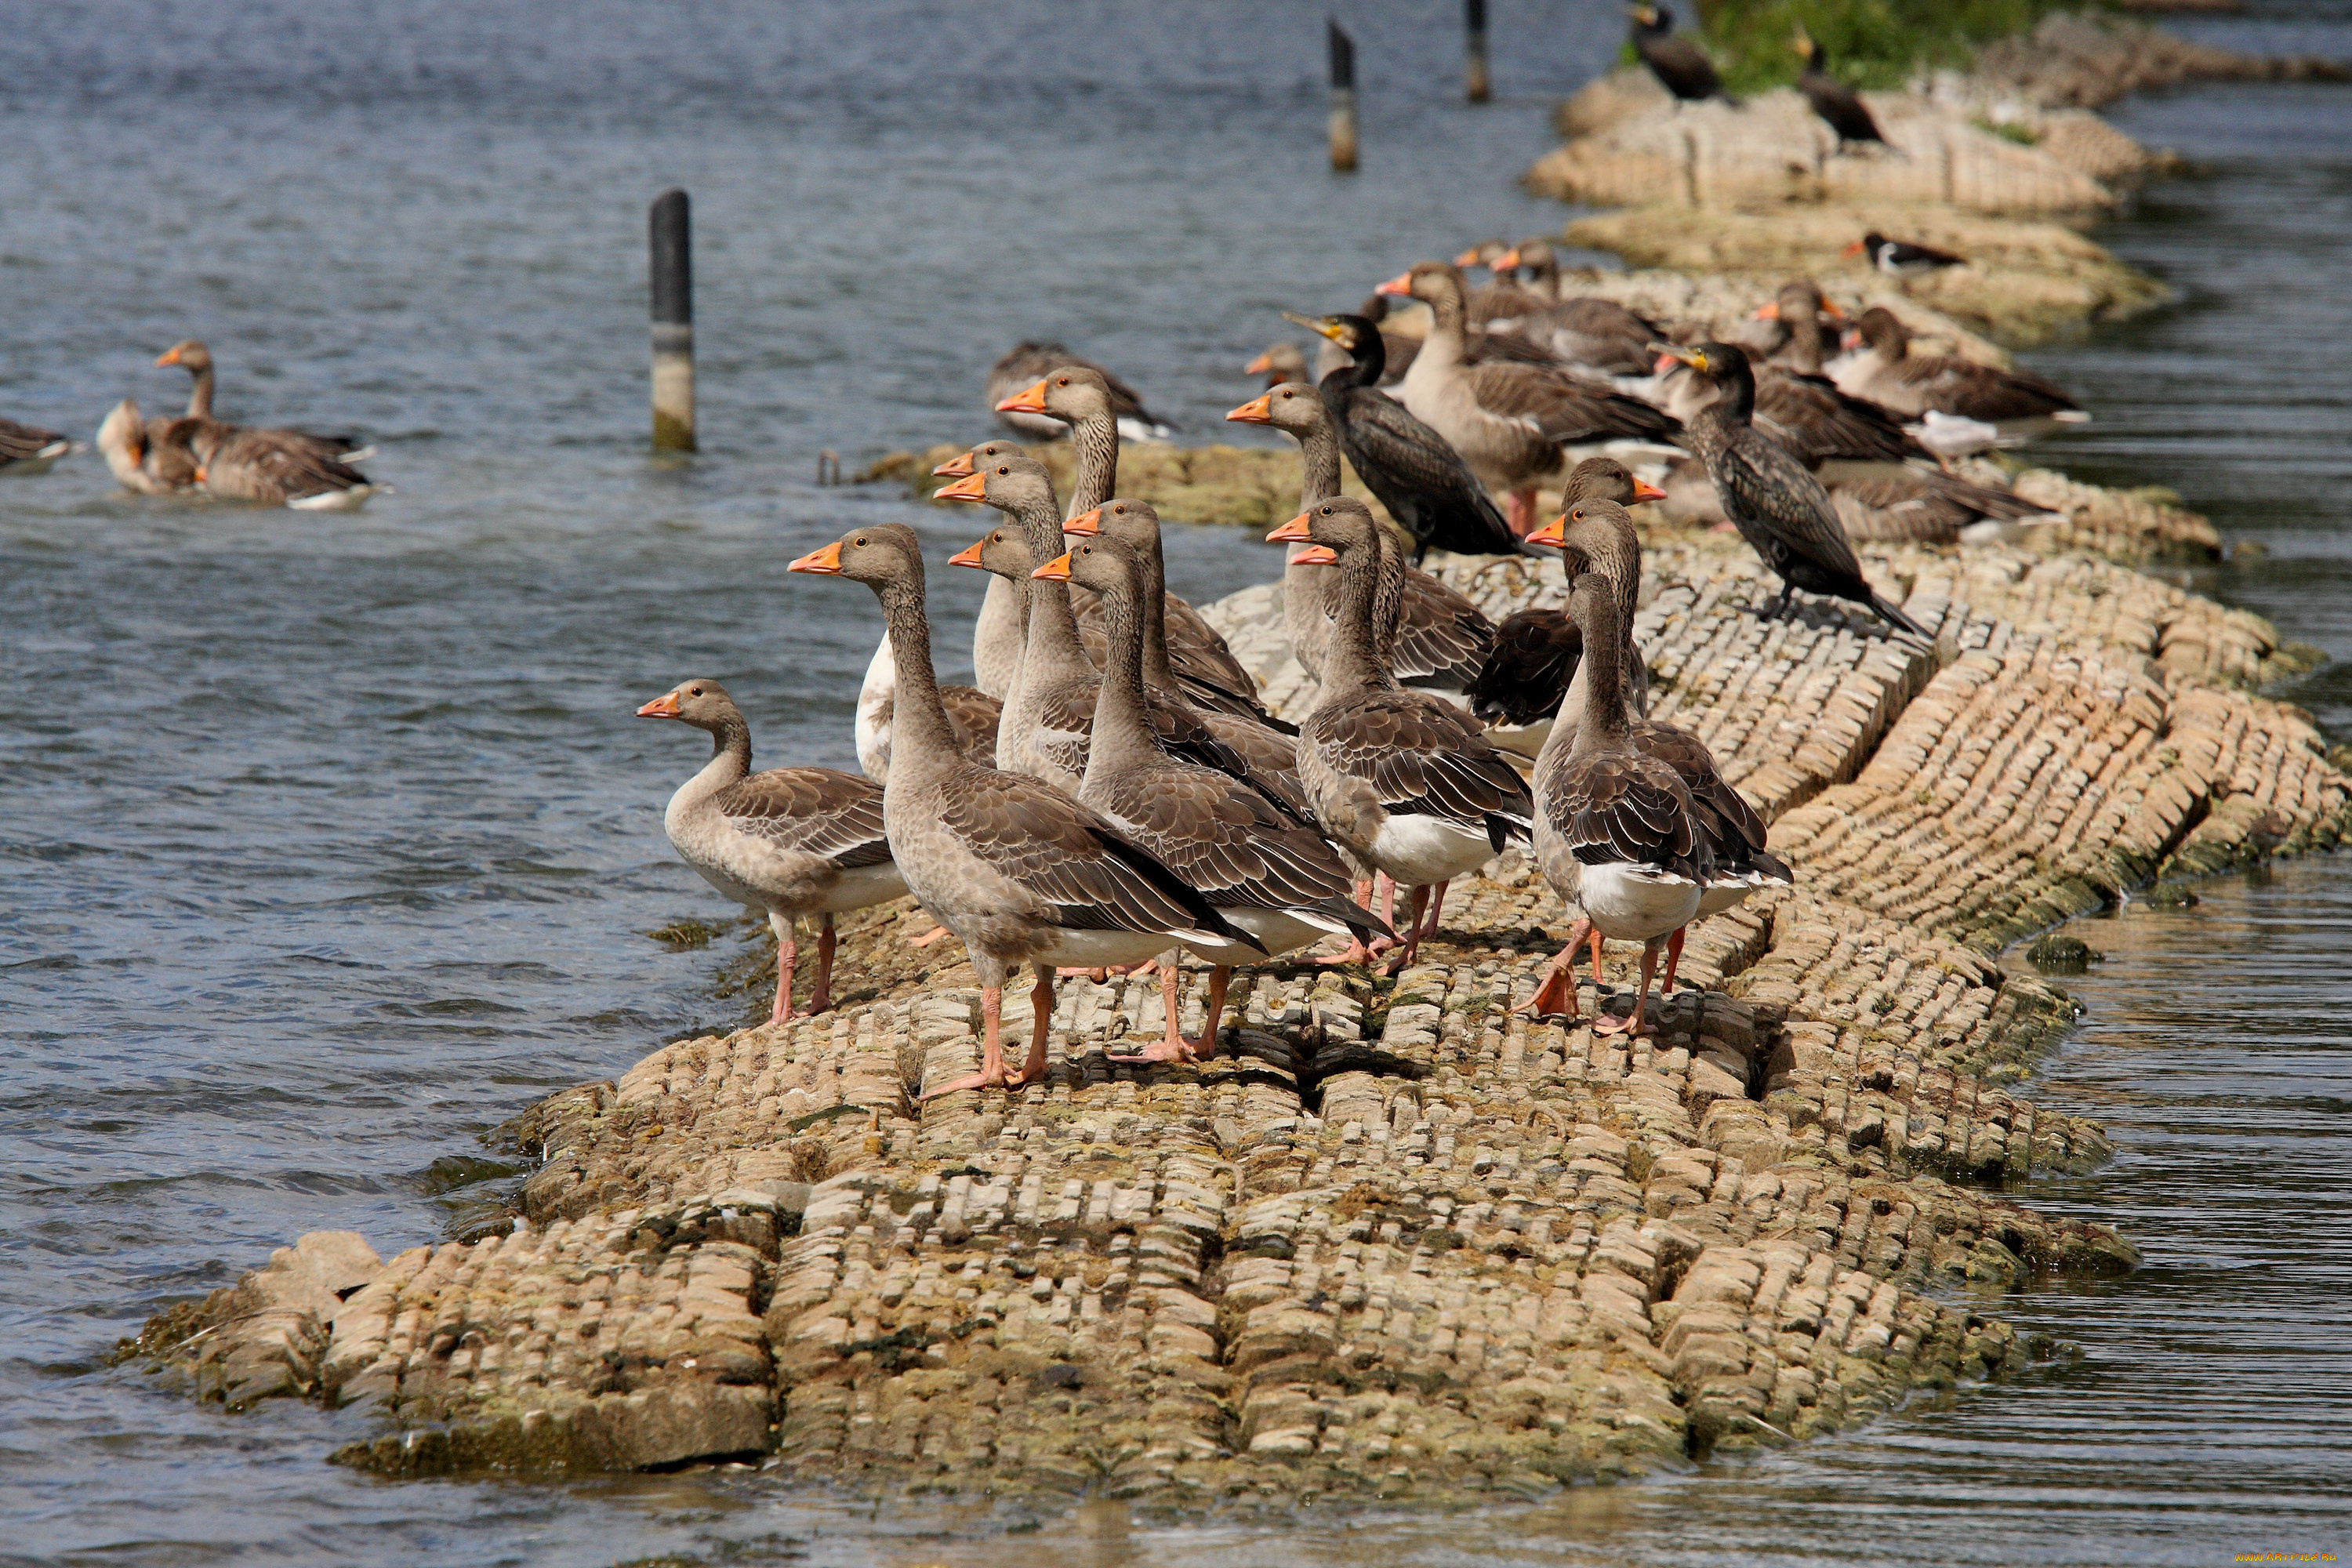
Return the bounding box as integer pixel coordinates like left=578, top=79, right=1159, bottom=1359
left=2, top=2, right=2348, bottom=1563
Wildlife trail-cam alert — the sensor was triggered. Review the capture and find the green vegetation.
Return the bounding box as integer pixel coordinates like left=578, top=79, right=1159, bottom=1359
left=1668, top=0, right=2085, bottom=96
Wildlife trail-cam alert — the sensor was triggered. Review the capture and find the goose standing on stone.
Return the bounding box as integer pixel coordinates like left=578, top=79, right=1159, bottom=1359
left=1280, top=311, right=1519, bottom=559
left=1628, top=5, right=1731, bottom=104
left=1466, top=457, right=1664, bottom=756
left=987, top=341, right=1174, bottom=443
left=637, top=678, right=908, bottom=1025
left=995, top=367, right=1265, bottom=713
left=1, top=416, right=72, bottom=477
left=928, top=442, right=1034, bottom=701
left=1526, top=500, right=1791, bottom=1000
left=93, top=400, right=201, bottom=495
left=1834, top=308, right=2085, bottom=434
left=1062, top=498, right=1312, bottom=817
left=937, top=455, right=1267, bottom=797
left=788, top=524, right=1250, bottom=1095
left=1656, top=342, right=1929, bottom=636
left=1517, top=572, right=1706, bottom=1038
left=1791, top=30, right=1888, bottom=151
left=1227, top=378, right=1495, bottom=697
left=1379, top=262, right=1678, bottom=537
left=1269, top=498, right=1534, bottom=971
left=1036, top=535, right=1388, bottom=1061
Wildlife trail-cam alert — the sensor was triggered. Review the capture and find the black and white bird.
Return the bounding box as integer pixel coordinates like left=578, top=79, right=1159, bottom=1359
left=1846, top=233, right=1966, bottom=279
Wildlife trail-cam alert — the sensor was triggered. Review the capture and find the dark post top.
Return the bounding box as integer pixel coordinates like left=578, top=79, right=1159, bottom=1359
left=1327, top=16, right=1356, bottom=91
left=649, top=188, right=691, bottom=328
left=1466, top=0, right=1486, bottom=34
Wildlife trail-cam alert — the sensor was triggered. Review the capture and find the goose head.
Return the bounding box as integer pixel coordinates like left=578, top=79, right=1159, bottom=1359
left=1225, top=379, right=1327, bottom=439
left=636, top=677, right=742, bottom=731
left=1563, top=456, right=1668, bottom=507
left=1243, top=342, right=1308, bottom=389
left=931, top=451, right=1059, bottom=522
left=787, top=521, right=927, bottom=595
left=1266, top=495, right=1382, bottom=561
left=1063, top=497, right=1163, bottom=554
left=1374, top=260, right=1468, bottom=315
left=154, top=339, right=212, bottom=375
left=994, top=365, right=1114, bottom=429
left=949, top=524, right=1033, bottom=583
left=1033, top=533, right=1146, bottom=604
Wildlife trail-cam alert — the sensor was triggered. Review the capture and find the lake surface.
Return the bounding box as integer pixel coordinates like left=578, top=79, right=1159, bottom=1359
left=2, top=2, right=2347, bottom=1563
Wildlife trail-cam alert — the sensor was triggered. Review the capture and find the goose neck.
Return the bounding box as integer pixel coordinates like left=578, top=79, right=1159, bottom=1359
left=878, top=582, right=964, bottom=776
left=1079, top=576, right=1160, bottom=795
left=1068, top=416, right=1120, bottom=516
left=1320, top=540, right=1396, bottom=695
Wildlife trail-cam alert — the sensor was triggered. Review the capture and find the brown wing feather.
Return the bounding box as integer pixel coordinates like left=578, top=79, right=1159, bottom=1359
left=1554, top=751, right=1702, bottom=876
left=1312, top=691, right=1533, bottom=832
left=715, top=766, right=893, bottom=869
left=938, top=770, right=1237, bottom=939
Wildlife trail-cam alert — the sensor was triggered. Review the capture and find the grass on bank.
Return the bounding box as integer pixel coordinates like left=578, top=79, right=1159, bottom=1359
left=1641, top=0, right=2085, bottom=96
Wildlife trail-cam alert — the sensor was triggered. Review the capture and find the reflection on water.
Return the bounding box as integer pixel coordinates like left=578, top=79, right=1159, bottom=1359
left=2, top=1, right=2349, bottom=1563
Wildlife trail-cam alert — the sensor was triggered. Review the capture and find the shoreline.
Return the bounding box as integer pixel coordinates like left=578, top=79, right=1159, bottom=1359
left=121, top=21, right=2352, bottom=1511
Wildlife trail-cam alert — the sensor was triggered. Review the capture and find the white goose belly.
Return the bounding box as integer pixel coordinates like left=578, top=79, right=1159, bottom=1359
left=1367, top=811, right=1495, bottom=887
left=1578, top=861, right=1700, bottom=943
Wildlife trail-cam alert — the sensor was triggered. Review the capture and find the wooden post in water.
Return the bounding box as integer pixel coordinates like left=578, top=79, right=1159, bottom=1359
left=649, top=188, right=695, bottom=452
left=1465, top=0, right=1492, bottom=103
left=1327, top=17, right=1359, bottom=173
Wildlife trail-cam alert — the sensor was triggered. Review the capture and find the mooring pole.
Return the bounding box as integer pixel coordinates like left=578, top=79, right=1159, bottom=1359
left=649, top=187, right=695, bottom=452
left=1465, top=0, right=1492, bottom=103
left=1328, top=17, right=1359, bottom=173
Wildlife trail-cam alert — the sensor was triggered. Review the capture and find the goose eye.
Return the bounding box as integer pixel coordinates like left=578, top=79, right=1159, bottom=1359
left=853, top=535, right=867, bottom=546
left=688, top=686, right=703, bottom=695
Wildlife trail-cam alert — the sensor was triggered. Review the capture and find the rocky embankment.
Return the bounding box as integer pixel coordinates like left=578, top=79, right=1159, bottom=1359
left=1527, top=14, right=2347, bottom=346
left=123, top=458, right=2345, bottom=1498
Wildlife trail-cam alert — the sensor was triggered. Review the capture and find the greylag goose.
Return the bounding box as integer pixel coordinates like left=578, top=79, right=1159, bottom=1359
left=1846, top=234, right=1966, bottom=279
left=1792, top=30, right=1888, bottom=151
left=1245, top=342, right=1311, bottom=390
left=1225, top=380, right=1494, bottom=697
left=94, top=400, right=201, bottom=495
left=787, top=524, right=1250, bottom=1094
left=637, top=678, right=908, bottom=1025
left=154, top=340, right=370, bottom=458
left=1452, top=241, right=1559, bottom=325
left=936, top=457, right=1267, bottom=798
left=1490, top=243, right=1663, bottom=377
left=1466, top=456, right=1663, bottom=756
left=2, top=416, right=73, bottom=477
left=1269, top=498, right=1534, bottom=971
left=988, top=341, right=1173, bottom=443
left=1380, top=262, right=1678, bottom=536
left=1062, top=498, right=1312, bottom=817
left=1518, top=571, right=1707, bottom=1038
left=187, top=421, right=383, bottom=510
left=1657, top=342, right=1928, bottom=637
left=1628, top=5, right=1733, bottom=104
left=1527, top=499, right=1790, bottom=997
left=854, top=637, right=1000, bottom=786
left=1833, top=308, right=2085, bottom=434
left=993, top=366, right=1262, bottom=713
left=930, top=442, right=1033, bottom=700
left=1036, top=535, right=1387, bottom=1061
left=1279, top=311, right=1518, bottom=559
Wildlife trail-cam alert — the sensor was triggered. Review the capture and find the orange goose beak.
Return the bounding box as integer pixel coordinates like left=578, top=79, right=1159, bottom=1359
left=1450, top=246, right=1483, bottom=268
left=636, top=691, right=681, bottom=717
left=1749, top=300, right=1781, bottom=321
left=1528, top=516, right=1569, bottom=548
left=1265, top=512, right=1316, bottom=543
left=1290, top=544, right=1339, bottom=565
left=787, top=541, right=844, bottom=574
left=1632, top=478, right=1668, bottom=503
left=1840, top=239, right=1866, bottom=258
left=1065, top=506, right=1102, bottom=536
left=934, top=472, right=989, bottom=503
left=1033, top=550, right=1075, bottom=582
left=1820, top=298, right=1848, bottom=320
left=1373, top=270, right=1414, bottom=297
left=1227, top=394, right=1273, bottom=424
left=1495, top=247, right=1523, bottom=270
left=994, top=379, right=1051, bottom=415
left=931, top=451, right=976, bottom=478
left=948, top=539, right=989, bottom=569
left=1243, top=350, right=1276, bottom=376
left=154, top=347, right=182, bottom=367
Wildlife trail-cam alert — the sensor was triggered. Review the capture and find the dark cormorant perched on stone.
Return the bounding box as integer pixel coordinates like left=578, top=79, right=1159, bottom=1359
left=1655, top=341, right=1929, bottom=638
left=1627, top=5, right=1730, bottom=105
left=1792, top=30, right=1888, bottom=150
left=1283, top=311, right=1520, bottom=561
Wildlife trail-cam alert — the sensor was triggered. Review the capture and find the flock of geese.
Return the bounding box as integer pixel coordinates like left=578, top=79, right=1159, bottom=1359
left=636, top=243, right=2090, bottom=1098
left=0, top=339, right=384, bottom=508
